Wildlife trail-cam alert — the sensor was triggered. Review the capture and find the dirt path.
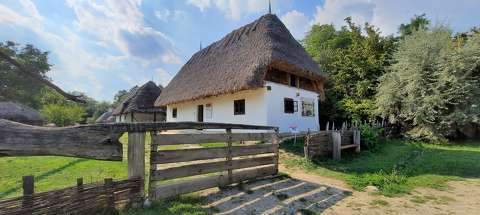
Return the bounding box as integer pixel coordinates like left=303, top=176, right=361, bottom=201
left=280, top=166, right=480, bottom=215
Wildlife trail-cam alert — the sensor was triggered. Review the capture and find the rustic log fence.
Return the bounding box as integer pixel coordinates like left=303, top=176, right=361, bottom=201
left=148, top=128, right=279, bottom=200
left=0, top=120, right=278, bottom=213
left=0, top=176, right=142, bottom=215
left=304, top=130, right=360, bottom=160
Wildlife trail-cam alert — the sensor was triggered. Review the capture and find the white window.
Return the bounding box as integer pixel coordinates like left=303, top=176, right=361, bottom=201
left=205, top=103, right=213, bottom=119
left=301, top=99, right=315, bottom=117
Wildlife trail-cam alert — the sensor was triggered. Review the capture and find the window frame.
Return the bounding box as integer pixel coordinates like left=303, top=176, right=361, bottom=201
left=233, top=99, right=245, bottom=115
left=172, top=108, right=177, bottom=118
left=284, top=98, right=295, bottom=114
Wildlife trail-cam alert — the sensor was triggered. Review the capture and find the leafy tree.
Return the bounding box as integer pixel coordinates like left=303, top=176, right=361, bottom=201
left=112, top=89, right=130, bottom=108
left=304, top=17, right=395, bottom=122
left=0, top=41, right=50, bottom=108
left=36, top=88, right=86, bottom=126
left=375, top=27, right=480, bottom=141
left=398, top=14, right=430, bottom=38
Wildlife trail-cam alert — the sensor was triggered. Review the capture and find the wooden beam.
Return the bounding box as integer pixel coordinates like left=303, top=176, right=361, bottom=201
left=332, top=131, right=341, bottom=160
left=150, top=165, right=277, bottom=199
left=151, top=144, right=278, bottom=164
left=152, top=132, right=273, bottom=145
left=0, top=119, right=123, bottom=160
left=150, top=156, right=275, bottom=181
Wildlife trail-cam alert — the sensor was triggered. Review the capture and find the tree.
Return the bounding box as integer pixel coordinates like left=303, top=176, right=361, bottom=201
left=0, top=41, right=50, bottom=108
left=112, top=89, right=130, bottom=108
left=398, top=14, right=430, bottom=38
left=304, top=17, right=395, bottom=122
left=375, top=27, right=480, bottom=141
left=36, top=88, right=86, bottom=126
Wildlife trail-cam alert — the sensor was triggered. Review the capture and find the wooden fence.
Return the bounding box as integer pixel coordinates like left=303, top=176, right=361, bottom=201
left=149, top=128, right=279, bottom=199
left=0, top=176, right=142, bottom=215
left=304, top=130, right=360, bottom=160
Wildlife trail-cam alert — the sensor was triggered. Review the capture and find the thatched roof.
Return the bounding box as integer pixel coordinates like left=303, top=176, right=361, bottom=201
left=155, top=14, right=326, bottom=106
left=0, top=102, right=45, bottom=125
left=95, top=111, right=115, bottom=123
left=112, top=81, right=165, bottom=115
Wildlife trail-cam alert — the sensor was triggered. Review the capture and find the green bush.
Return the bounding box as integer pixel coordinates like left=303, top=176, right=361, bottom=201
left=41, top=103, right=85, bottom=126
left=359, top=124, right=383, bottom=151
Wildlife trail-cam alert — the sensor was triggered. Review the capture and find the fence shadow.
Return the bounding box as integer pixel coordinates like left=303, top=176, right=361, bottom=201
left=203, top=175, right=350, bottom=215
left=0, top=158, right=85, bottom=198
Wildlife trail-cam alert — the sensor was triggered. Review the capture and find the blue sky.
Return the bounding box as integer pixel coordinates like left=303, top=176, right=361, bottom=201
left=1, top=0, right=479, bottom=101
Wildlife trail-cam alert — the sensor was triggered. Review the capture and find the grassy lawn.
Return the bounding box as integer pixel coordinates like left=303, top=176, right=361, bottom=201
left=281, top=138, right=480, bottom=196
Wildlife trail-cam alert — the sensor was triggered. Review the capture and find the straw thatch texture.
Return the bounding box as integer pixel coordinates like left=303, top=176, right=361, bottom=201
left=155, top=14, right=326, bottom=106
left=0, top=102, right=44, bottom=126
left=112, top=81, right=165, bottom=115
left=95, top=111, right=115, bottom=123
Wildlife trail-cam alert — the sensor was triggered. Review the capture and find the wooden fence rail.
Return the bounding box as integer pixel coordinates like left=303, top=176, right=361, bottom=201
left=149, top=128, right=279, bottom=200
left=305, top=130, right=360, bottom=160
left=0, top=176, right=142, bottom=215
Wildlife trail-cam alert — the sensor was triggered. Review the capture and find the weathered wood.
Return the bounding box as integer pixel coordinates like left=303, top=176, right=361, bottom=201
left=151, top=144, right=278, bottom=164
left=150, top=165, right=277, bottom=199
left=0, top=120, right=123, bottom=160
left=354, top=130, right=361, bottom=153
left=151, top=156, right=275, bottom=181
left=271, top=128, right=280, bottom=174
left=152, top=132, right=273, bottom=145
left=340, top=144, right=358, bottom=149
left=104, top=178, right=114, bottom=209
left=226, top=129, right=233, bottom=184
left=128, top=132, right=145, bottom=199
left=332, top=131, right=342, bottom=160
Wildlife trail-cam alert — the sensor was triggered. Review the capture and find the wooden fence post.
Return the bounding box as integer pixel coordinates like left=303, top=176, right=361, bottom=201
left=22, top=175, right=34, bottom=212
left=149, top=132, right=158, bottom=199
left=225, top=128, right=233, bottom=185
left=354, top=130, right=361, bottom=153
left=104, top=178, right=115, bottom=210
left=332, top=131, right=341, bottom=160
left=271, top=128, right=280, bottom=174
left=304, top=130, right=310, bottom=159
left=128, top=132, right=145, bottom=198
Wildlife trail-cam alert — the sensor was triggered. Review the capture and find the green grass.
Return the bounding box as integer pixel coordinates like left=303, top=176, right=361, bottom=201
left=282, top=138, right=480, bottom=197
left=120, top=194, right=209, bottom=215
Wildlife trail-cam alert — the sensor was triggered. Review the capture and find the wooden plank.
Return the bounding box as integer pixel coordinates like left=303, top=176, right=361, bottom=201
left=128, top=132, right=145, bottom=198
left=332, top=131, right=341, bottom=160
left=340, top=144, right=357, bottom=149
left=226, top=129, right=233, bottom=184
left=152, top=132, right=273, bottom=145
left=354, top=130, right=361, bottom=153
left=150, top=156, right=276, bottom=181
left=151, top=144, right=278, bottom=164
left=150, top=165, right=277, bottom=199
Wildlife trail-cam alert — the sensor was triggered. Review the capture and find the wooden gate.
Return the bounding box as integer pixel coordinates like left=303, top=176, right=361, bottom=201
left=149, top=128, right=279, bottom=199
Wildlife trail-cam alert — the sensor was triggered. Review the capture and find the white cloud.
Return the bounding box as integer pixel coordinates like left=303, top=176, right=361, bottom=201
left=155, top=9, right=186, bottom=22
left=155, top=68, right=174, bottom=87
left=313, top=0, right=480, bottom=35
left=188, top=0, right=291, bottom=20
left=280, top=10, right=310, bottom=39
left=66, top=0, right=181, bottom=64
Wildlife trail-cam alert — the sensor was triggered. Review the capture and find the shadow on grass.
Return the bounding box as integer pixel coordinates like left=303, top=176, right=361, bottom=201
left=0, top=159, right=85, bottom=198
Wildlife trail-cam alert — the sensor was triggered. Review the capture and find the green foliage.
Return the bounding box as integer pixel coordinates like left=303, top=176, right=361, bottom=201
left=398, top=14, right=430, bottom=38
left=113, top=89, right=130, bottom=108
left=304, top=18, right=395, bottom=122
left=359, top=124, right=383, bottom=151
left=37, top=88, right=86, bottom=126
left=0, top=41, right=51, bottom=108
left=121, top=195, right=209, bottom=215
left=375, top=26, right=480, bottom=141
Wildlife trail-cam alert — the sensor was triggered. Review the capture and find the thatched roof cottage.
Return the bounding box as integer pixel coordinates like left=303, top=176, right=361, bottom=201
left=112, top=81, right=166, bottom=122
left=95, top=111, right=115, bottom=123
left=155, top=14, right=327, bottom=132
left=0, top=102, right=45, bottom=125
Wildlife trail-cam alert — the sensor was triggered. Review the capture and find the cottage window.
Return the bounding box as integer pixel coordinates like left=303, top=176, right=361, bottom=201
left=172, top=108, right=177, bottom=118
left=301, top=99, right=315, bottom=117
left=289, top=74, right=299, bottom=88
left=284, top=98, right=295, bottom=113
left=234, top=99, right=245, bottom=115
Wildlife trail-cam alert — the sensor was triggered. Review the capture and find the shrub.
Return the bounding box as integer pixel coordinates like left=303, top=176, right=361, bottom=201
left=41, top=103, right=85, bottom=126
left=359, top=124, right=383, bottom=151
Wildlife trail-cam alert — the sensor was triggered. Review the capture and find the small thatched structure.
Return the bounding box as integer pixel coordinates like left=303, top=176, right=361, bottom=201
left=0, top=102, right=45, bottom=125
left=95, top=111, right=115, bottom=123
left=155, top=14, right=327, bottom=106
left=112, top=81, right=165, bottom=122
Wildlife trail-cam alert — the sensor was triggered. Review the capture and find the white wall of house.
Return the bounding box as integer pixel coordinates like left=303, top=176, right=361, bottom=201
left=165, top=81, right=320, bottom=133
left=264, top=81, right=319, bottom=132
left=166, top=89, right=268, bottom=126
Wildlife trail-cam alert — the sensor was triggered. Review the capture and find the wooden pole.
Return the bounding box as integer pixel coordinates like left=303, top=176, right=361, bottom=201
left=332, top=131, right=341, bottom=160
left=128, top=132, right=145, bottom=198
left=304, top=130, right=310, bottom=159
left=22, top=175, right=34, bottom=211
left=271, top=128, right=280, bottom=174
left=104, top=178, right=115, bottom=209
left=226, top=128, right=233, bottom=185
left=354, top=130, right=361, bottom=153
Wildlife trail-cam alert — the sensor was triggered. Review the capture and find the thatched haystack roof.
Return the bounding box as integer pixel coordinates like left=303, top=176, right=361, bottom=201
left=95, top=111, right=115, bottom=123
left=112, top=81, right=165, bottom=115
left=0, top=102, right=45, bottom=125
left=155, top=14, right=326, bottom=106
